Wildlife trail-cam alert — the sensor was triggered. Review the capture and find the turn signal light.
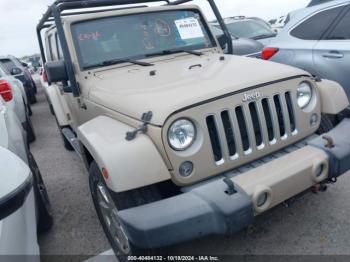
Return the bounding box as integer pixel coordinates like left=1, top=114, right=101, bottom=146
left=0, top=80, right=13, bottom=102
left=261, top=47, right=279, bottom=60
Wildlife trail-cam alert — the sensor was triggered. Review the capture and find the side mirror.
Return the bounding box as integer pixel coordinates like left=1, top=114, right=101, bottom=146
left=45, top=60, right=69, bottom=84
left=10, top=67, right=23, bottom=76
left=217, top=34, right=229, bottom=50
left=0, top=147, right=32, bottom=220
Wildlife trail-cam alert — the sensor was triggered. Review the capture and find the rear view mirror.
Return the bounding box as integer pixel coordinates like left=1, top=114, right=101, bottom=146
left=0, top=148, right=32, bottom=220
left=10, top=67, right=22, bottom=76
left=45, top=60, right=69, bottom=83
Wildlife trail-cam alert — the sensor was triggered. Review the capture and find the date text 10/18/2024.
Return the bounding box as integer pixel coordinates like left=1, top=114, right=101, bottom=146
left=127, top=256, right=220, bottom=261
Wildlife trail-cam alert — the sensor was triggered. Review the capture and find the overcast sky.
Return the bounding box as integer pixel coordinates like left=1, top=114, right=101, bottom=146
left=0, top=0, right=309, bottom=57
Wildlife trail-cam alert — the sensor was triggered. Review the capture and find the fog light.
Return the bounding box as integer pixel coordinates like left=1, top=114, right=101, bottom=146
left=310, top=114, right=319, bottom=126
left=257, top=192, right=268, bottom=207
left=179, top=161, right=193, bottom=177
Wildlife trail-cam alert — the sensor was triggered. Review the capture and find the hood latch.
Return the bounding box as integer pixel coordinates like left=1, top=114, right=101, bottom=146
left=125, top=111, right=153, bottom=141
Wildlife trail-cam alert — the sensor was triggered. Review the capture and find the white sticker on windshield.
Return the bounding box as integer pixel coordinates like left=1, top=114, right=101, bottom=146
left=175, top=17, right=204, bottom=40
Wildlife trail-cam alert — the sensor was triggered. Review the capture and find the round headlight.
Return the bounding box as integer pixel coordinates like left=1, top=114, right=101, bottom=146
left=297, top=82, right=313, bottom=109
left=168, top=119, right=196, bottom=151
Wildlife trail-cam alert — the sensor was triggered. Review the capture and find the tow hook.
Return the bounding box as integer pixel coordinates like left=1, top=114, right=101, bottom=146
left=223, top=178, right=237, bottom=195
left=322, top=135, right=335, bottom=149
left=311, top=183, right=328, bottom=194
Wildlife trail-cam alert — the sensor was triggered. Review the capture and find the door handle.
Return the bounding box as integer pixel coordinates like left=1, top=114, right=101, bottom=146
left=322, top=51, right=344, bottom=59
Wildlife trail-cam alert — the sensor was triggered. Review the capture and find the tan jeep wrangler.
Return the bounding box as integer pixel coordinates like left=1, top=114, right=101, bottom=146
left=37, top=0, right=350, bottom=259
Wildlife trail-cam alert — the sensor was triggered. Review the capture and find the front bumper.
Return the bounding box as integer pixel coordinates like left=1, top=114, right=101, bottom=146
left=118, top=119, right=350, bottom=249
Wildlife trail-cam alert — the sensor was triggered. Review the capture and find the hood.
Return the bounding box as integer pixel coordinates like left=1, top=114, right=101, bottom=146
left=88, top=53, right=307, bottom=126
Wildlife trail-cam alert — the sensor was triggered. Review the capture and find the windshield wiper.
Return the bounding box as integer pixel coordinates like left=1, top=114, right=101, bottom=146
left=84, top=58, right=154, bottom=69
left=102, top=58, right=154, bottom=67
left=146, top=49, right=203, bottom=58
left=327, top=36, right=346, bottom=40
left=252, top=33, right=277, bottom=40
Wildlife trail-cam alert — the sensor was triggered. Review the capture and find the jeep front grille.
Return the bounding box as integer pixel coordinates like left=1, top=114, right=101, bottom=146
left=163, top=76, right=321, bottom=185
left=206, top=91, right=297, bottom=164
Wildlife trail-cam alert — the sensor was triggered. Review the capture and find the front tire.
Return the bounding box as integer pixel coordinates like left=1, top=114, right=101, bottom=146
left=28, top=152, right=53, bottom=233
left=28, top=95, right=37, bottom=104
left=89, top=161, right=162, bottom=260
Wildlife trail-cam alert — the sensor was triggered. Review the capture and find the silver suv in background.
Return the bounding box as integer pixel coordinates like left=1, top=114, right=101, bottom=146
left=214, top=16, right=277, bottom=46
left=262, top=0, right=350, bottom=103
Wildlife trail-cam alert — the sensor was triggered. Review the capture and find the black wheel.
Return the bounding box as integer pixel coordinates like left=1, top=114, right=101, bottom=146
left=32, top=80, right=38, bottom=94
left=27, top=103, right=33, bottom=116
left=28, top=95, right=37, bottom=104
left=28, top=152, right=53, bottom=233
left=25, top=113, right=36, bottom=144
left=317, top=114, right=334, bottom=135
left=89, top=161, right=163, bottom=261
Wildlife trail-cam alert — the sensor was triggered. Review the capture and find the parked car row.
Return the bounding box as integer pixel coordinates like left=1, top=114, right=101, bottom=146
left=0, top=93, right=52, bottom=256
left=0, top=56, right=38, bottom=104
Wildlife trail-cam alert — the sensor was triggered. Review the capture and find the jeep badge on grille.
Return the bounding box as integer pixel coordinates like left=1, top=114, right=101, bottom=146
left=242, top=91, right=261, bottom=102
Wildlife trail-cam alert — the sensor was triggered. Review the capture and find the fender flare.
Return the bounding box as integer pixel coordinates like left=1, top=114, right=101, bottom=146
left=317, top=79, right=349, bottom=115
left=46, top=85, right=70, bottom=126
left=77, top=116, right=171, bottom=193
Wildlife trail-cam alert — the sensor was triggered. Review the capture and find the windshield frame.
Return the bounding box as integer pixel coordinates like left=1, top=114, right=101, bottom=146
left=70, top=8, right=218, bottom=71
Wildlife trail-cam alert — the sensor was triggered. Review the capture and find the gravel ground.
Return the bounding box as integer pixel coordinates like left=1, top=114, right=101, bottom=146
left=30, top=78, right=350, bottom=259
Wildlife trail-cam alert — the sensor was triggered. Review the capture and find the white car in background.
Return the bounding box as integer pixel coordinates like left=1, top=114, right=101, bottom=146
left=0, top=98, right=52, bottom=256
left=0, top=64, right=36, bottom=143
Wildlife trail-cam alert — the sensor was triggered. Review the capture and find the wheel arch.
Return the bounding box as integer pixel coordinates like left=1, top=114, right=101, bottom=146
left=77, top=116, right=171, bottom=193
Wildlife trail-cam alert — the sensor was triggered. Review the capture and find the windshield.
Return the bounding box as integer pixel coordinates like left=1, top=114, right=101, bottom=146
left=209, top=25, right=238, bottom=40
left=72, top=10, right=216, bottom=70
left=0, top=59, right=17, bottom=74
left=225, top=20, right=276, bottom=39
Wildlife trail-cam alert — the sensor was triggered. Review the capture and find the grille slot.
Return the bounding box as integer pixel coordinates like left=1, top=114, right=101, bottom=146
left=249, top=102, right=263, bottom=147
left=221, top=111, right=237, bottom=157
left=262, top=98, right=275, bottom=142
left=205, top=91, right=299, bottom=164
left=285, top=92, right=296, bottom=133
left=206, top=115, right=222, bottom=162
left=273, top=95, right=286, bottom=137
left=235, top=106, right=250, bottom=152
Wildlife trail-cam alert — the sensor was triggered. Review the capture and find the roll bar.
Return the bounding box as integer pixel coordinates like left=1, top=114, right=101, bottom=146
left=37, top=0, right=233, bottom=96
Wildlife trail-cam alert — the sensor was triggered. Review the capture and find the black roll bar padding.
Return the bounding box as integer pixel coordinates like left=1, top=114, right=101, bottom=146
left=37, top=27, right=46, bottom=64
left=52, top=4, right=80, bottom=97
left=37, top=0, right=233, bottom=97
left=206, top=0, right=233, bottom=54
left=45, top=5, right=148, bottom=22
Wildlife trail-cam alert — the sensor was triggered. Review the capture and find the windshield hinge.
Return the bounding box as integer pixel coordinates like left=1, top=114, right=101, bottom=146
left=125, top=111, right=153, bottom=141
